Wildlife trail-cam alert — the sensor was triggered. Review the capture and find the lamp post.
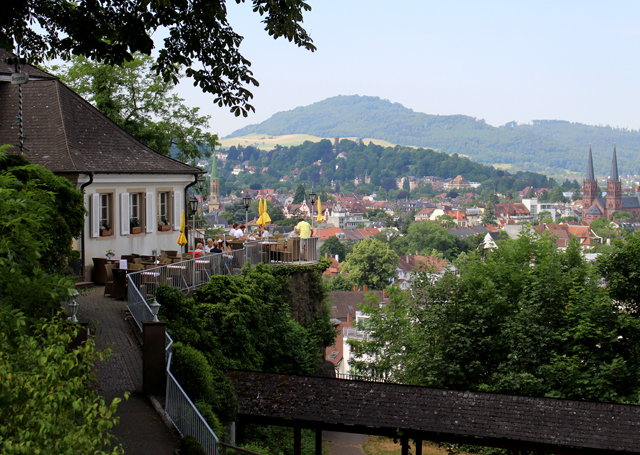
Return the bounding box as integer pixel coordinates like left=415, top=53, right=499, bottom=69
left=242, top=195, right=252, bottom=226
left=196, top=174, right=206, bottom=236
left=309, top=188, right=317, bottom=231
left=149, top=297, right=161, bottom=322
left=68, top=291, right=80, bottom=322
left=189, top=195, right=198, bottom=249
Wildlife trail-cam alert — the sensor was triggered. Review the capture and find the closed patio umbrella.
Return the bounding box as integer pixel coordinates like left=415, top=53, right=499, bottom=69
left=177, top=210, right=187, bottom=260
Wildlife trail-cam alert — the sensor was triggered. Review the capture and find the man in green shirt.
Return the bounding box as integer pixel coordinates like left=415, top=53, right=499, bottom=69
left=295, top=217, right=311, bottom=238
left=295, top=217, right=312, bottom=260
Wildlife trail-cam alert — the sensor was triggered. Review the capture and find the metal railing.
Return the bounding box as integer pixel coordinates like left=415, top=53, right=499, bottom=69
left=126, top=238, right=319, bottom=329
left=335, top=372, right=386, bottom=382
left=166, top=350, right=219, bottom=455
left=127, top=275, right=155, bottom=331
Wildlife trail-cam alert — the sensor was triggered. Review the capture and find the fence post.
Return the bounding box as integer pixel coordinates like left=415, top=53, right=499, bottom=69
left=143, top=320, right=167, bottom=396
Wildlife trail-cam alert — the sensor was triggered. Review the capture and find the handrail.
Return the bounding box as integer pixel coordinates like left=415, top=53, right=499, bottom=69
left=125, top=238, right=319, bottom=330
left=166, top=350, right=219, bottom=455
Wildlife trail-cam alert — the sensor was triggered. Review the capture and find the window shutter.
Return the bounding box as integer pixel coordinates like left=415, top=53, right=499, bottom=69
left=146, top=192, right=155, bottom=233
left=173, top=191, right=182, bottom=231
left=91, top=193, right=100, bottom=238
left=120, top=192, right=130, bottom=235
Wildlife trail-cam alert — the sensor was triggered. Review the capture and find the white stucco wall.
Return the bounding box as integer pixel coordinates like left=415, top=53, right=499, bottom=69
left=78, top=173, right=197, bottom=268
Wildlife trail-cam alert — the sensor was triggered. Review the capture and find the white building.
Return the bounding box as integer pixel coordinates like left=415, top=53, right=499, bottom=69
left=0, top=53, right=202, bottom=279
left=521, top=198, right=558, bottom=221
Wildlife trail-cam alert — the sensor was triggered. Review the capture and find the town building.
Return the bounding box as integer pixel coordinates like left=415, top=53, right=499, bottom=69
left=582, top=145, right=640, bottom=221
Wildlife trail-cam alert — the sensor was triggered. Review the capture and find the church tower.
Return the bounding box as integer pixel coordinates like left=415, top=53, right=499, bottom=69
left=606, top=144, right=622, bottom=215
left=209, top=154, right=220, bottom=212
left=582, top=145, right=598, bottom=210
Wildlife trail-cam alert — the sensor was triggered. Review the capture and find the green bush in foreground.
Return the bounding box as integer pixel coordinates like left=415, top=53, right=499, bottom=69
left=0, top=308, right=125, bottom=454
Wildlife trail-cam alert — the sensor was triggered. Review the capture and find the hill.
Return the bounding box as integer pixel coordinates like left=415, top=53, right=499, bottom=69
left=228, top=95, right=640, bottom=178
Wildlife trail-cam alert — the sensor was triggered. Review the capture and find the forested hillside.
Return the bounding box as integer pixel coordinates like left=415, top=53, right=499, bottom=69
left=228, top=95, right=640, bottom=177
left=219, top=139, right=553, bottom=198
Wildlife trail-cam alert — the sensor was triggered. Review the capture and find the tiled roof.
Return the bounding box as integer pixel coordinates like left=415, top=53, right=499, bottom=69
left=314, top=227, right=344, bottom=240
left=230, top=371, right=640, bottom=454
left=0, top=49, right=200, bottom=175
left=329, top=291, right=386, bottom=319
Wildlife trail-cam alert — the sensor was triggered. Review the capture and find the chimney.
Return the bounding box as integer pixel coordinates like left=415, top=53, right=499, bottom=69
left=325, top=252, right=328, bottom=258
left=383, top=289, right=387, bottom=299
left=353, top=285, right=358, bottom=292
left=363, top=285, right=368, bottom=291
left=347, top=312, right=352, bottom=323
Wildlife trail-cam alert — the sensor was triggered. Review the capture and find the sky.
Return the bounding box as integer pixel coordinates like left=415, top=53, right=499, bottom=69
left=168, top=1, right=640, bottom=138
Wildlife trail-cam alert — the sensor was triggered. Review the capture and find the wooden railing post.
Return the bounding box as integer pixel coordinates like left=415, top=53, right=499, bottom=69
left=143, top=320, right=167, bottom=396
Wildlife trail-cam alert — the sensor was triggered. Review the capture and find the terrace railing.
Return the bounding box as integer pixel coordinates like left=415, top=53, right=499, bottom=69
left=122, top=238, right=317, bottom=454
left=127, top=238, right=319, bottom=328
left=166, top=349, right=219, bottom=455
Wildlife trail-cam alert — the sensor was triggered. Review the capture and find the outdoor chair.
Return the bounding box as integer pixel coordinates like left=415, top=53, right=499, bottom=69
left=92, top=257, right=108, bottom=285
left=103, top=263, right=115, bottom=296
left=164, top=250, right=178, bottom=257
left=121, top=254, right=135, bottom=263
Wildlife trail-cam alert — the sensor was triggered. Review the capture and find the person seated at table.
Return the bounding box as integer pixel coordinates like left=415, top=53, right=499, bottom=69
left=258, top=225, right=271, bottom=239
left=204, top=238, right=215, bottom=253
left=194, top=242, right=204, bottom=253
left=236, top=224, right=246, bottom=240
left=229, top=223, right=239, bottom=237
left=210, top=240, right=223, bottom=254
left=288, top=222, right=300, bottom=238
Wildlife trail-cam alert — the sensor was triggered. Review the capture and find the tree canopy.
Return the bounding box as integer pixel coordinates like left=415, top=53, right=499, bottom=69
left=351, top=233, right=640, bottom=403
left=52, top=54, right=218, bottom=163
left=0, top=147, right=83, bottom=317
left=2, top=0, right=315, bottom=117
left=341, top=239, right=398, bottom=290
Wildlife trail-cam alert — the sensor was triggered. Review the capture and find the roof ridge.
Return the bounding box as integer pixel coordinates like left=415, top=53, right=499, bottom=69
left=54, top=79, right=200, bottom=173
left=55, top=81, right=77, bottom=170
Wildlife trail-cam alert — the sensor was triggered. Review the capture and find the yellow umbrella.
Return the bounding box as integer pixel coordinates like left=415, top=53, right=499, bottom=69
left=263, top=199, right=271, bottom=224
left=317, top=197, right=323, bottom=223
left=256, top=199, right=265, bottom=226
left=177, top=209, right=187, bottom=247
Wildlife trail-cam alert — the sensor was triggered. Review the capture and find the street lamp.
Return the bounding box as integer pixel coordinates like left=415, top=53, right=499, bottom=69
left=242, top=195, right=252, bottom=226
left=189, top=195, right=198, bottom=249
left=68, top=291, right=80, bottom=323
left=309, top=188, right=317, bottom=230
left=197, top=174, right=206, bottom=193
left=149, top=297, right=161, bottom=322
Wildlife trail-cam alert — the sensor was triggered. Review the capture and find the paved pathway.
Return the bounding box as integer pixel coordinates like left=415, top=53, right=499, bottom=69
left=71, top=286, right=179, bottom=454
left=324, top=432, right=368, bottom=455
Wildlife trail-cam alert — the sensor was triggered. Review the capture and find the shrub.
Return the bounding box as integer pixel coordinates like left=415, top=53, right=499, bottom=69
left=179, top=435, right=207, bottom=455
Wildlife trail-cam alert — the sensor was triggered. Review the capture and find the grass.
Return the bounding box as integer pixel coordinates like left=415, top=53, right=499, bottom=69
left=219, top=134, right=403, bottom=150
left=362, top=436, right=472, bottom=455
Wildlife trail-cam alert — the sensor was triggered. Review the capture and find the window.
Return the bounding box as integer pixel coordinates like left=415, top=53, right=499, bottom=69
left=100, top=194, right=111, bottom=230
left=91, top=191, right=114, bottom=237
left=130, top=193, right=140, bottom=221
left=129, top=192, right=144, bottom=233
left=158, top=191, right=170, bottom=226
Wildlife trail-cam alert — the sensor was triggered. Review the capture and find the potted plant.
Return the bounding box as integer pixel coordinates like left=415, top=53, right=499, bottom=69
left=100, top=222, right=112, bottom=236
left=158, top=216, right=171, bottom=231
left=130, top=217, right=142, bottom=234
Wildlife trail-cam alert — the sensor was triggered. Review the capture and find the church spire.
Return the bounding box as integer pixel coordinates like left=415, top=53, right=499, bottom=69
left=610, top=143, right=619, bottom=182
left=212, top=153, right=219, bottom=179
left=586, top=144, right=595, bottom=181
